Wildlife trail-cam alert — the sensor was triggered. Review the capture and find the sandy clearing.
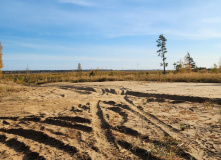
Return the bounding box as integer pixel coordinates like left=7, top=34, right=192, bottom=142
left=0, top=81, right=220, bottom=160
left=52, top=81, right=220, bottom=99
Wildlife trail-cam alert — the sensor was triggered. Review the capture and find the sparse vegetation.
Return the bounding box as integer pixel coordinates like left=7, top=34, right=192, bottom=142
left=1, top=70, right=221, bottom=85
left=0, top=80, right=22, bottom=97
left=174, top=52, right=196, bottom=73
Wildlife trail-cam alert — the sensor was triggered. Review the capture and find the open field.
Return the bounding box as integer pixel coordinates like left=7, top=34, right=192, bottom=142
left=2, top=71, right=221, bottom=85
left=0, top=81, right=221, bottom=159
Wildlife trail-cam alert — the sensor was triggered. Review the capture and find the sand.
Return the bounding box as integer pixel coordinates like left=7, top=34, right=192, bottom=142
left=0, top=81, right=220, bottom=159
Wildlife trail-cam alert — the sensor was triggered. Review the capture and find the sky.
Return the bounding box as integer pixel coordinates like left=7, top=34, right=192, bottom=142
left=0, top=0, right=221, bottom=70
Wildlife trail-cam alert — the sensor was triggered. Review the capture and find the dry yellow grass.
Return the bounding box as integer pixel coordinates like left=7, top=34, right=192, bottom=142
left=2, top=70, right=221, bottom=85
left=0, top=80, right=23, bottom=97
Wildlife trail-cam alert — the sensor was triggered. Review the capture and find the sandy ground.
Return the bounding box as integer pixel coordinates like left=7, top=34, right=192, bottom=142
left=0, top=81, right=220, bottom=160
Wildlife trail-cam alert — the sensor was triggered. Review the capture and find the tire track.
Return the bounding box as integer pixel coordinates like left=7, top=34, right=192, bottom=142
left=116, top=101, right=170, bottom=137
left=125, top=90, right=221, bottom=105
left=0, top=134, right=45, bottom=160
left=1, top=83, right=219, bottom=159
left=107, top=107, right=128, bottom=125
left=43, top=118, right=92, bottom=133
left=89, top=101, right=110, bottom=159
left=20, top=115, right=92, bottom=124
left=136, top=104, right=220, bottom=160
left=117, top=140, right=160, bottom=160
left=112, top=124, right=194, bottom=160
left=18, top=116, right=92, bottom=133
left=123, top=95, right=219, bottom=160
left=0, top=128, right=78, bottom=156
left=96, top=101, right=119, bottom=150
left=100, top=100, right=193, bottom=159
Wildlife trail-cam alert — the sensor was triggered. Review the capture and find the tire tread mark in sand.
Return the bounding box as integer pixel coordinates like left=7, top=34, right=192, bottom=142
left=112, top=126, right=195, bottom=160
left=102, top=101, right=116, bottom=105
left=125, top=90, right=221, bottom=104
left=0, top=128, right=78, bottom=155
left=78, top=104, right=90, bottom=112
left=50, top=116, right=91, bottom=124
left=101, top=88, right=118, bottom=95
left=60, top=85, right=96, bottom=92
left=117, top=140, right=160, bottom=160
left=115, top=103, right=171, bottom=136
left=19, top=117, right=92, bottom=133
left=0, top=117, right=19, bottom=121
left=116, top=102, right=199, bottom=159
left=96, top=101, right=119, bottom=149
left=123, top=99, right=203, bottom=160
left=0, top=134, right=45, bottom=160
left=112, top=126, right=140, bottom=137
left=124, top=95, right=135, bottom=105
left=112, top=125, right=193, bottom=159
left=20, top=116, right=41, bottom=122
left=107, top=107, right=128, bottom=125
left=137, top=106, right=180, bottom=133
left=2, top=116, right=92, bottom=133
left=43, top=118, right=92, bottom=133
left=119, top=137, right=198, bottom=160
left=124, top=97, right=180, bottom=133
left=136, top=105, right=219, bottom=159
left=101, top=89, right=106, bottom=95
left=90, top=102, right=109, bottom=159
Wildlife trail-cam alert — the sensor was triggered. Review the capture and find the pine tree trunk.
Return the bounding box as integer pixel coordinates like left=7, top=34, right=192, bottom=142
left=164, top=65, right=165, bottom=74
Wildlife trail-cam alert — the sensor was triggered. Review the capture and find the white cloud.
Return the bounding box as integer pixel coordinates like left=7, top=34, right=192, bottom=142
left=58, top=0, right=95, bottom=6
left=160, top=26, right=221, bottom=40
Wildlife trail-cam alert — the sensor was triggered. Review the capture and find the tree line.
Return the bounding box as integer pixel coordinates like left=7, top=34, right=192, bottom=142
left=0, top=38, right=220, bottom=76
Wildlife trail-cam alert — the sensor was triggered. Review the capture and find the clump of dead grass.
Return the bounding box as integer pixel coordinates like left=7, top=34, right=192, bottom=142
left=0, top=80, right=23, bottom=97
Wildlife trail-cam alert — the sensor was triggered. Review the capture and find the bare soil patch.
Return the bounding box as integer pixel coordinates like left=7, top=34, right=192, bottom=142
left=0, top=81, right=220, bottom=159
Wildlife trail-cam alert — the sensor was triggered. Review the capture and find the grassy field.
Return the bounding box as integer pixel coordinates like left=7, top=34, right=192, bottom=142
left=1, top=70, right=221, bottom=85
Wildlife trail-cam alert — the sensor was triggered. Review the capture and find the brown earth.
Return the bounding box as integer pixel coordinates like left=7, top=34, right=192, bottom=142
left=0, top=81, right=220, bottom=160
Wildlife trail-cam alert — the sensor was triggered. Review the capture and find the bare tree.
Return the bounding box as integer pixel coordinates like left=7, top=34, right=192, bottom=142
left=77, top=63, right=82, bottom=77
left=26, top=64, right=29, bottom=75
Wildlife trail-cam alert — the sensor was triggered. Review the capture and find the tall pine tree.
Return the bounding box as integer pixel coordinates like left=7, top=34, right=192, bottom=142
left=184, top=52, right=196, bottom=70
left=156, top=34, right=168, bottom=74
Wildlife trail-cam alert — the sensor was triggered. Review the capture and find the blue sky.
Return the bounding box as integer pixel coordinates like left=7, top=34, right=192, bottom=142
left=0, top=0, right=221, bottom=70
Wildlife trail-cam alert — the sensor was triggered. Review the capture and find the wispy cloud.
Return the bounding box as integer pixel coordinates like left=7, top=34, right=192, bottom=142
left=202, top=17, right=221, bottom=24
left=1, top=0, right=221, bottom=70
left=57, top=0, right=95, bottom=6
left=1, top=0, right=220, bottom=40
left=164, top=29, right=221, bottom=40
